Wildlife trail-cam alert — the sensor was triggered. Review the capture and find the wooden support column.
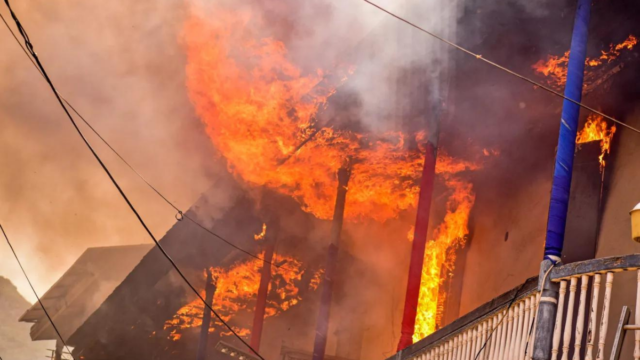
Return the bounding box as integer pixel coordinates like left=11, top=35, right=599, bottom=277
left=312, top=167, right=351, bottom=360
left=196, top=269, right=217, bottom=360
left=250, top=236, right=276, bottom=351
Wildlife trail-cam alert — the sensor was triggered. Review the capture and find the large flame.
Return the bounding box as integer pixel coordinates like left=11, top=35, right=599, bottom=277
left=183, top=4, right=432, bottom=222
left=164, top=252, right=318, bottom=340
left=576, top=114, right=616, bottom=170
left=532, top=35, right=637, bottom=90
left=412, top=175, right=476, bottom=341
left=404, top=154, right=479, bottom=340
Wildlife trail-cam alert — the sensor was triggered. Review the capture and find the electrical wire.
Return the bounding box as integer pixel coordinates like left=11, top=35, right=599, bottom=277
left=471, top=264, right=555, bottom=360
left=522, top=263, right=556, bottom=358
left=0, top=11, right=290, bottom=272
left=0, top=224, right=76, bottom=360
left=362, top=0, right=640, bottom=135
left=1, top=2, right=265, bottom=358
left=471, top=281, right=526, bottom=360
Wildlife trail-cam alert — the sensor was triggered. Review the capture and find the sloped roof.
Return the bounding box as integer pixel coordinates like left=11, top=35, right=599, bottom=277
left=20, top=244, right=153, bottom=341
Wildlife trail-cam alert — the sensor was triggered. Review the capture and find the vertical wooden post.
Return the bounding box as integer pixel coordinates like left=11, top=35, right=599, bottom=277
left=397, top=127, right=440, bottom=350
left=250, top=237, right=276, bottom=351
left=573, top=275, right=589, bottom=360
left=521, top=298, right=532, bottom=360
left=585, top=274, right=601, bottom=360
left=196, top=269, right=216, bottom=360
left=551, top=281, right=567, bottom=360
left=561, top=277, right=578, bottom=360
left=312, top=167, right=351, bottom=360
left=596, top=273, right=614, bottom=360
left=54, top=339, right=63, bottom=360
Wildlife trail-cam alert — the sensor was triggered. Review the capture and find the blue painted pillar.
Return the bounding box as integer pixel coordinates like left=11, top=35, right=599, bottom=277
left=543, top=0, right=592, bottom=263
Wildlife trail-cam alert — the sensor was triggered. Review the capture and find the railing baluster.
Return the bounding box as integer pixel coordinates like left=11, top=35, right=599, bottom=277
left=487, top=315, right=497, bottom=360
left=552, top=280, right=568, bottom=360
left=505, top=307, right=514, bottom=360
left=462, top=331, right=469, bottom=360
left=480, top=322, right=487, bottom=359
left=516, top=301, right=526, bottom=360
left=481, top=319, right=491, bottom=360
left=452, top=336, right=459, bottom=360
left=596, top=273, right=613, bottom=360
left=635, top=270, right=640, bottom=360
left=573, top=275, right=589, bottom=360
left=499, top=309, right=509, bottom=360
left=477, top=321, right=486, bottom=360
left=517, top=298, right=531, bottom=360
left=445, top=341, right=451, bottom=360
left=469, top=327, right=478, bottom=359
left=510, top=302, right=521, bottom=360
left=527, top=293, right=540, bottom=360
left=585, top=274, right=601, bottom=360
left=449, top=339, right=454, bottom=360
left=562, top=277, right=578, bottom=360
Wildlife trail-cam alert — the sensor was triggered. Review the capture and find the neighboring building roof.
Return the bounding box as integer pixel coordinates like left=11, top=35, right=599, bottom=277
left=19, top=244, right=153, bottom=342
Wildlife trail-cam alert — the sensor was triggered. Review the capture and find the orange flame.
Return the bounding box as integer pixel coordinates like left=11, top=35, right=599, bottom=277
left=413, top=175, right=476, bottom=341
left=576, top=114, right=616, bottom=169
left=164, top=253, right=319, bottom=340
left=183, top=4, right=438, bottom=223
left=254, top=223, right=267, bottom=241
left=532, top=35, right=637, bottom=90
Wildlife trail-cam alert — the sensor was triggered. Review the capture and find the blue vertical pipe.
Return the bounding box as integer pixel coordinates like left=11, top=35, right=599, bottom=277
left=544, top=0, right=591, bottom=263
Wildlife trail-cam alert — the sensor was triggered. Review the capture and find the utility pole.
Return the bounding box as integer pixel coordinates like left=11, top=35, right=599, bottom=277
left=534, top=0, right=592, bottom=359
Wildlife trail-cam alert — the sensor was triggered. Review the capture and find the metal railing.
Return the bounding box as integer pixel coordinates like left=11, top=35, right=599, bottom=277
left=389, top=254, right=640, bottom=360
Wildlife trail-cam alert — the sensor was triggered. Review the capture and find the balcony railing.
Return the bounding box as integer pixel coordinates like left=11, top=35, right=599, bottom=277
left=389, top=254, right=640, bottom=360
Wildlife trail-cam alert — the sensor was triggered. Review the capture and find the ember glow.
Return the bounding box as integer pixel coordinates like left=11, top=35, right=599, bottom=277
left=532, top=35, right=637, bottom=90
left=164, top=253, right=319, bottom=340
left=254, top=223, right=267, bottom=241
left=576, top=114, right=616, bottom=170
left=412, top=155, right=479, bottom=341
left=183, top=4, right=430, bottom=222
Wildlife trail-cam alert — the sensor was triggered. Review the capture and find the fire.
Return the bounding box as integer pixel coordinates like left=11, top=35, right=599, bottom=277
left=576, top=114, right=616, bottom=169
left=413, top=174, right=476, bottom=341
left=183, top=2, right=434, bottom=222
left=164, top=253, right=318, bottom=340
left=254, top=223, right=267, bottom=241
left=532, top=35, right=637, bottom=90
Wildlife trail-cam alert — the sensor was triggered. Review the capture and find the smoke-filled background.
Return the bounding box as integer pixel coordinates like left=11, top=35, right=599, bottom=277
left=2, top=0, right=640, bottom=358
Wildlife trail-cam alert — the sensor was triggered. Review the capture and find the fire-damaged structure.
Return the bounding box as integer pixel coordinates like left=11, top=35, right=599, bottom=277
left=20, top=187, right=370, bottom=360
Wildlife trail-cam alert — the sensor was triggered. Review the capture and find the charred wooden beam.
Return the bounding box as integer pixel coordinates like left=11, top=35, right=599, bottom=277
left=196, top=269, right=217, bottom=360
left=312, top=167, right=351, bottom=360
left=250, top=231, right=276, bottom=351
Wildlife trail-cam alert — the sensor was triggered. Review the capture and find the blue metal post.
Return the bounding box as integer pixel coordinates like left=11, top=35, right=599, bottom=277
left=543, top=0, right=592, bottom=263
left=534, top=2, right=592, bottom=359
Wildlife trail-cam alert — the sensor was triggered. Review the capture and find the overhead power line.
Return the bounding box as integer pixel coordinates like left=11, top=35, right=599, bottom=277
left=0, top=224, right=76, bottom=360
left=0, top=11, right=289, bottom=272
left=362, top=0, right=640, bottom=135
left=1, top=1, right=265, bottom=358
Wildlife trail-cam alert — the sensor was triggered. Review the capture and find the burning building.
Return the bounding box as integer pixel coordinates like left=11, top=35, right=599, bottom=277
left=7, top=0, right=640, bottom=359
